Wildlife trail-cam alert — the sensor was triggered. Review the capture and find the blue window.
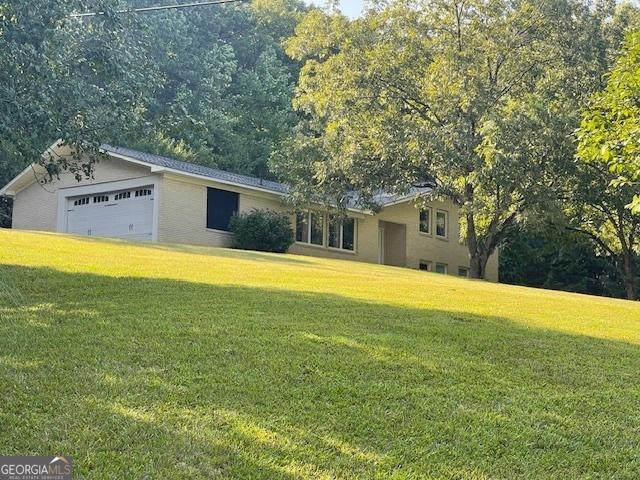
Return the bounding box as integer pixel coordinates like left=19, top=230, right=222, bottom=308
left=207, top=187, right=239, bottom=232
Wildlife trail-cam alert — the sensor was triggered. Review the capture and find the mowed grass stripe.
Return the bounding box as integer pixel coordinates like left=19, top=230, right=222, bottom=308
left=0, top=230, right=639, bottom=479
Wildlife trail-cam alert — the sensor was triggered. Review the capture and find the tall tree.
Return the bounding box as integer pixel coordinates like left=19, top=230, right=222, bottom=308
left=273, top=0, right=632, bottom=279
left=499, top=225, right=626, bottom=298
left=0, top=0, right=156, bottom=185
left=127, top=0, right=305, bottom=177
left=563, top=161, right=640, bottom=299
left=577, top=30, right=640, bottom=214
left=0, top=0, right=305, bottom=190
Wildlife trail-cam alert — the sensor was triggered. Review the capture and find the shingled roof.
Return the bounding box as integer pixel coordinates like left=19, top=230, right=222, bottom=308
left=102, top=145, right=290, bottom=195
left=101, top=144, right=432, bottom=209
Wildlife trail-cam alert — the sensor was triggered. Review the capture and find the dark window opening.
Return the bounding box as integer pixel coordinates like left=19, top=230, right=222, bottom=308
left=419, top=261, right=431, bottom=271
left=115, top=191, right=131, bottom=201
left=207, top=187, right=239, bottom=232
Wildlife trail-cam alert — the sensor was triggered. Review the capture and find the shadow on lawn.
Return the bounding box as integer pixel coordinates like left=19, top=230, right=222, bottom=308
left=62, top=233, right=315, bottom=266
left=1, top=265, right=640, bottom=479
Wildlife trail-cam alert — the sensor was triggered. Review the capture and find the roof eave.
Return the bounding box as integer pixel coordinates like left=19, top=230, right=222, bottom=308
left=0, top=163, right=37, bottom=198
left=379, top=190, right=433, bottom=209
left=104, top=149, right=292, bottom=198
left=104, top=148, right=374, bottom=215
left=0, top=140, right=64, bottom=198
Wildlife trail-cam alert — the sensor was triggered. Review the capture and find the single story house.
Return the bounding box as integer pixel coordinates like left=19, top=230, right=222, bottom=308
left=0, top=142, right=498, bottom=281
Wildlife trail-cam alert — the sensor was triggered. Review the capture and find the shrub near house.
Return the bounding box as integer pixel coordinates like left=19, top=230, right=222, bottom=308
left=230, top=209, right=294, bottom=253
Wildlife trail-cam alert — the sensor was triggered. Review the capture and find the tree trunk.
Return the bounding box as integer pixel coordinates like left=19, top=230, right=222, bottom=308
left=466, top=212, right=491, bottom=280
left=469, top=251, right=490, bottom=279
left=621, top=253, right=637, bottom=301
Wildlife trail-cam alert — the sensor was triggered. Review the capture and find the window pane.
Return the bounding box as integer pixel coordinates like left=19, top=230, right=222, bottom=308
left=435, top=263, right=447, bottom=274
left=310, top=212, right=324, bottom=245
left=458, top=267, right=469, bottom=278
left=296, top=212, right=308, bottom=243
left=342, top=218, right=355, bottom=251
left=436, top=211, right=447, bottom=237
left=419, top=209, right=430, bottom=234
left=207, top=187, right=239, bottom=231
left=419, top=262, right=431, bottom=271
left=328, top=215, right=340, bottom=248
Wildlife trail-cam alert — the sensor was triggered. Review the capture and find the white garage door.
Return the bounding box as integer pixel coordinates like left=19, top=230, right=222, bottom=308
left=66, top=186, right=154, bottom=242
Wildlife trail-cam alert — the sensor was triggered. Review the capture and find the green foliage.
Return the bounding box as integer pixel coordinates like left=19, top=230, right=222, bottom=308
left=0, top=0, right=157, bottom=184
left=273, top=0, right=639, bottom=279
left=0, top=0, right=306, bottom=189
left=0, top=197, right=11, bottom=228
left=561, top=159, right=640, bottom=299
left=124, top=0, right=305, bottom=177
left=500, top=227, right=629, bottom=299
left=577, top=31, right=640, bottom=213
left=229, top=209, right=294, bottom=252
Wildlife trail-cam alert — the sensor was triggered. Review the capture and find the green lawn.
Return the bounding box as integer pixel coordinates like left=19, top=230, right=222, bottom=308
left=1, top=230, right=639, bottom=479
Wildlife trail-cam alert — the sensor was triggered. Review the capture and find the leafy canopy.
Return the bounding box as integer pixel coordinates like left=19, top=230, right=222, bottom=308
left=274, top=0, right=620, bottom=278
left=577, top=30, right=640, bottom=214
left=0, top=0, right=307, bottom=188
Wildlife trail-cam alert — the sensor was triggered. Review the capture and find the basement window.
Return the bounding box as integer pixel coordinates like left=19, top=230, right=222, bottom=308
left=435, top=263, right=447, bottom=274
left=419, top=261, right=432, bottom=272
left=458, top=267, right=470, bottom=278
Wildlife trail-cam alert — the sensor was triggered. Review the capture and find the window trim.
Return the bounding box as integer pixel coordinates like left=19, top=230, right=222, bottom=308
left=435, top=209, right=449, bottom=240
left=419, top=207, right=432, bottom=236
left=205, top=227, right=235, bottom=236
left=327, top=215, right=357, bottom=253
left=295, top=211, right=358, bottom=254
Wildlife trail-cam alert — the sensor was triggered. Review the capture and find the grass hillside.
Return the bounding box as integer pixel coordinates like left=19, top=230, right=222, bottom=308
left=1, top=230, right=639, bottom=479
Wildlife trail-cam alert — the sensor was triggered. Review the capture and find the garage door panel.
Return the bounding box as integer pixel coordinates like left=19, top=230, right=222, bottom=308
left=66, top=187, right=154, bottom=242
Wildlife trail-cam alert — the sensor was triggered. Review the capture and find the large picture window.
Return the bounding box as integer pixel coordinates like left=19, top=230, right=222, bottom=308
left=328, top=215, right=356, bottom=251
left=296, top=211, right=324, bottom=246
left=207, top=187, right=239, bottom=232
